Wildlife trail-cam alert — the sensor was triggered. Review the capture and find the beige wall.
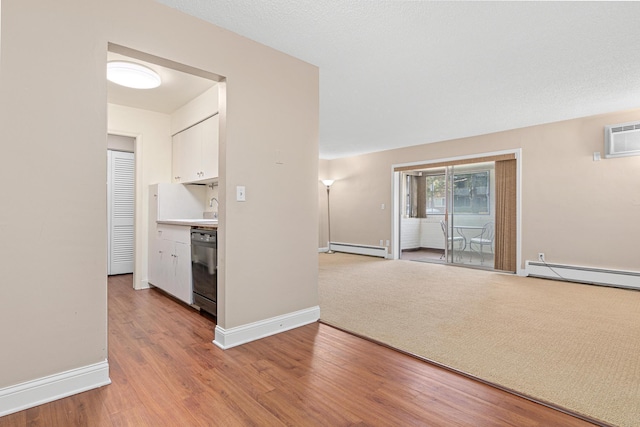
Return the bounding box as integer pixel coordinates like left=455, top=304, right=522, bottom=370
left=108, top=104, right=173, bottom=290
left=321, top=109, right=640, bottom=272
left=0, top=0, right=318, bottom=390
left=107, top=134, right=135, bottom=152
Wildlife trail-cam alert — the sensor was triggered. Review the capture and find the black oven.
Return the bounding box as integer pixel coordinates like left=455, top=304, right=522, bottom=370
left=191, top=228, right=217, bottom=316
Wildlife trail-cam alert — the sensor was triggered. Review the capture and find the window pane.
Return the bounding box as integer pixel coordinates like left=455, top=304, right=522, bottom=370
left=453, top=171, right=489, bottom=214
left=426, top=175, right=446, bottom=214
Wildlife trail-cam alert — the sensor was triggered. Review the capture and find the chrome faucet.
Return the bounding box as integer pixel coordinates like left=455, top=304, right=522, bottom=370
left=208, top=197, right=219, bottom=219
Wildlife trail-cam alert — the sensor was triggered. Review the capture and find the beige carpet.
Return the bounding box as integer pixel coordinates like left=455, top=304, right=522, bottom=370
left=318, top=253, right=640, bottom=427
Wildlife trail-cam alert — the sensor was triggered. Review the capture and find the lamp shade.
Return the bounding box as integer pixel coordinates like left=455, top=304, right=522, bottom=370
left=107, top=61, right=161, bottom=89
left=321, top=179, right=335, bottom=187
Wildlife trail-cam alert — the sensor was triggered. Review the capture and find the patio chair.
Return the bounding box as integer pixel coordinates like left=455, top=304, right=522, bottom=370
left=440, top=220, right=465, bottom=260
left=469, top=222, right=494, bottom=264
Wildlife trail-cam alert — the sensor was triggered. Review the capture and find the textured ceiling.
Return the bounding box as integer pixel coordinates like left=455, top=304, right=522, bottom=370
left=156, top=0, right=640, bottom=159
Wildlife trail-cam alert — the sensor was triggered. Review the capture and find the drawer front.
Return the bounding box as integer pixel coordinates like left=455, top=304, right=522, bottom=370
left=156, top=224, right=191, bottom=244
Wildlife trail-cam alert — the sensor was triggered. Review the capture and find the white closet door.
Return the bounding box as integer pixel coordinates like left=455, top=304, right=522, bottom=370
left=108, top=150, right=135, bottom=275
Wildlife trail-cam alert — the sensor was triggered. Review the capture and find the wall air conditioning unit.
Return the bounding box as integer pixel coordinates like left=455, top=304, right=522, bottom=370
left=604, top=120, right=640, bottom=158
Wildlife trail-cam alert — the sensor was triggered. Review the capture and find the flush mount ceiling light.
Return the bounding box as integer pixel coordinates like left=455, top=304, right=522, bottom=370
left=107, top=61, right=161, bottom=89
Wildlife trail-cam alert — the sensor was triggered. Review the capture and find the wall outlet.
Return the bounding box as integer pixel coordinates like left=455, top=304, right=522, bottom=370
left=386, top=240, right=390, bottom=247
left=538, top=252, right=545, bottom=262
left=379, top=240, right=384, bottom=246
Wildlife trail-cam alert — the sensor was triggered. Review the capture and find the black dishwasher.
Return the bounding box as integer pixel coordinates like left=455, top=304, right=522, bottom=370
left=191, top=228, right=217, bottom=316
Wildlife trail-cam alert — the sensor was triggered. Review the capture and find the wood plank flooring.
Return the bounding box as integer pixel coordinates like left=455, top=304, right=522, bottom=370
left=0, top=274, right=594, bottom=426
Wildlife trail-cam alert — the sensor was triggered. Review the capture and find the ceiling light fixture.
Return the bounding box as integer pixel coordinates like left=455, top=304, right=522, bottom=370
left=107, top=61, right=161, bottom=89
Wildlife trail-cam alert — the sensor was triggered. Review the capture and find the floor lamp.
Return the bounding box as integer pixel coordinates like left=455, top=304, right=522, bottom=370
left=321, top=179, right=335, bottom=254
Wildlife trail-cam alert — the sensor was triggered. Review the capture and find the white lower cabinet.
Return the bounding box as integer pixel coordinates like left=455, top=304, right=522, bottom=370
left=149, top=224, right=192, bottom=304
left=148, top=238, right=167, bottom=287
left=170, top=241, right=192, bottom=303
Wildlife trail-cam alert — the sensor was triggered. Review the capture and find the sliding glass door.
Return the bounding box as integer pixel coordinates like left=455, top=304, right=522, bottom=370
left=400, top=158, right=514, bottom=271
left=447, top=163, right=495, bottom=267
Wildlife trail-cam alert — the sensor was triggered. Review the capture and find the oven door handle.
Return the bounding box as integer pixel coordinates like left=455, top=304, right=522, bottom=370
left=191, top=241, right=216, bottom=248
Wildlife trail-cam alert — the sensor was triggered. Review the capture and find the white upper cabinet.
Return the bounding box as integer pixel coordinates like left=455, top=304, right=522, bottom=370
left=172, top=114, right=219, bottom=184
left=171, top=131, right=184, bottom=182
left=200, top=114, right=219, bottom=180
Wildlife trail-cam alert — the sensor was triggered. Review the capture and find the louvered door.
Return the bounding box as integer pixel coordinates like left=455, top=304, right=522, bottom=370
left=108, top=150, right=135, bottom=275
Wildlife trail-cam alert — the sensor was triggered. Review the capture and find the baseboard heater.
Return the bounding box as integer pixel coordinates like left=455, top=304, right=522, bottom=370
left=329, top=242, right=388, bottom=258
left=525, top=261, right=640, bottom=290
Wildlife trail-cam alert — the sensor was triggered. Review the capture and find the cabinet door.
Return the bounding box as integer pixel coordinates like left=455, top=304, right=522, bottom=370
left=172, top=116, right=219, bottom=183
left=153, top=238, right=174, bottom=292
left=172, top=242, right=193, bottom=304
left=171, top=132, right=183, bottom=183
left=200, top=115, right=219, bottom=180
left=172, top=126, right=199, bottom=183
left=181, top=124, right=202, bottom=183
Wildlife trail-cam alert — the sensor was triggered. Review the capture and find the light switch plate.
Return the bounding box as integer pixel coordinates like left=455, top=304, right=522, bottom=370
left=236, top=185, right=246, bottom=202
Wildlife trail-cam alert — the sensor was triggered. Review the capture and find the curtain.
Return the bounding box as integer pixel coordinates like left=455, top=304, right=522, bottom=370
left=394, top=153, right=515, bottom=172
left=494, top=159, right=517, bottom=272
left=409, top=175, right=419, bottom=217
left=406, top=175, right=427, bottom=218
left=417, top=176, right=427, bottom=218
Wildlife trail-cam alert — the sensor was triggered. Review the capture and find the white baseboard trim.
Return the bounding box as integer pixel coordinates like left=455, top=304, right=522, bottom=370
left=525, top=261, right=640, bottom=290
left=0, top=360, right=110, bottom=417
left=213, top=306, right=320, bottom=350
left=318, top=246, right=329, bottom=253
left=329, top=242, right=388, bottom=258
left=137, top=279, right=151, bottom=290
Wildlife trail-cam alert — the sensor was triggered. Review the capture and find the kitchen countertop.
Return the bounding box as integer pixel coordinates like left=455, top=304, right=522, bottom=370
left=157, top=219, right=218, bottom=228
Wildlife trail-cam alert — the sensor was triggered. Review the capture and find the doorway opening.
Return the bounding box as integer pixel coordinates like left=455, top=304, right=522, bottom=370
left=106, top=43, right=223, bottom=291
left=393, top=151, right=520, bottom=273
left=107, top=136, right=135, bottom=275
